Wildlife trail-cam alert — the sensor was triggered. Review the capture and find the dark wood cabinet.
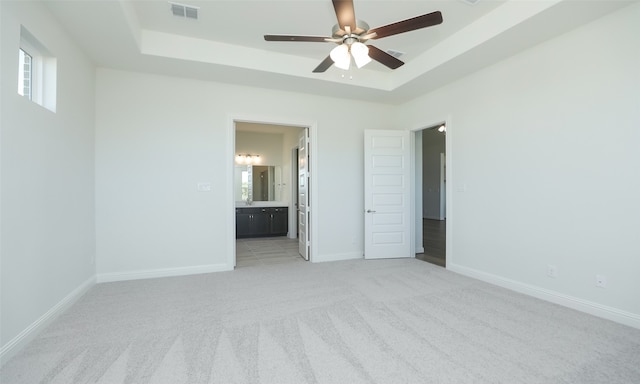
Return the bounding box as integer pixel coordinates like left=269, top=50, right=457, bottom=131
left=236, top=207, right=288, bottom=238
left=269, top=207, right=288, bottom=236
left=235, top=210, right=252, bottom=238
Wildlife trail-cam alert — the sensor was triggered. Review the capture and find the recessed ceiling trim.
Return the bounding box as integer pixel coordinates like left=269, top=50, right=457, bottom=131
left=386, top=50, right=405, bottom=59
left=390, top=0, right=562, bottom=89
left=139, top=29, right=394, bottom=91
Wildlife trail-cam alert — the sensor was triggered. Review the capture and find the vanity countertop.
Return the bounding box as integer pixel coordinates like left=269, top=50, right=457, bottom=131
left=235, top=202, right=288, bottom=208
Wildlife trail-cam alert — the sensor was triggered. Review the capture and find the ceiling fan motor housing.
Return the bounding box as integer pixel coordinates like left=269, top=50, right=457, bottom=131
left=332, top=20, right=370, bottom=41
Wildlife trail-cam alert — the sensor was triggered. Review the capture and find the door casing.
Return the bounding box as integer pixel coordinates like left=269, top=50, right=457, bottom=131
left=227, top=115, right=318, bottom=269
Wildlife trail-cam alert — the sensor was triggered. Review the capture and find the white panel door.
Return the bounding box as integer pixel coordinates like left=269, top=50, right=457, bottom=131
left=298, top=128, right=310, bottom=260
left=364, top=130, right=411, bottom=259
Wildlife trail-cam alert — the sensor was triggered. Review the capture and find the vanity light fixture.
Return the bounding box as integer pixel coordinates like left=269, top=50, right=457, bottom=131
left=236, top=154, right=261, bottom=164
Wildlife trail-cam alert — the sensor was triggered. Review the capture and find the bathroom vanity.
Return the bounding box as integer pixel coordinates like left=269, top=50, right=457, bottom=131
left=235, top=206, right=288, bottom=238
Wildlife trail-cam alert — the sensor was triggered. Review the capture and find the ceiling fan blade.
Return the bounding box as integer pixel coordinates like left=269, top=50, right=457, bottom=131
left=332, top=0, right=356, bottom=33
left=367, top=45, right=404, bottom=69
left=369, top=11, right=443, bottom=40
left=313, top=56, right=334, bottom=73
left=264, top=35, right=332, bottom=42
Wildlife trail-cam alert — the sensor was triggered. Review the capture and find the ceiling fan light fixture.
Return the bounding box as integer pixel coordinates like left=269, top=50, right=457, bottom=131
left=351, top=42, right=371, bottom=68
left=330, top=44, right=351, bottom=70
left=264, top=2, right=443, bottom=73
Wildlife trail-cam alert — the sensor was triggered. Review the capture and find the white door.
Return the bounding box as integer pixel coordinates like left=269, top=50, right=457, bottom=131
left=364, top=130, right=411, bottom=259
left=298, top=128, right=310, bottom=260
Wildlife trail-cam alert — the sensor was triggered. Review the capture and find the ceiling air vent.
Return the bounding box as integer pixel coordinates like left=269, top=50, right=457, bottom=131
left=385, top=50, right=405, bottom=59
left=170, top=2, right=199, bottom=20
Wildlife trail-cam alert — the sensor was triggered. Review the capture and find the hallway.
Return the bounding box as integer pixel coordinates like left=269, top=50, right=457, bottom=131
left=416, top=219, right=445, bottom=267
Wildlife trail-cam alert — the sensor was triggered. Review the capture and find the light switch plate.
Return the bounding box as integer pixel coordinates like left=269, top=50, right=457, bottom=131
left=197, top=182, right=212, bottom=192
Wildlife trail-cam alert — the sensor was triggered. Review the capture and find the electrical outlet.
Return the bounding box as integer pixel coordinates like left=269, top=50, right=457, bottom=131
left=547, top=264, right=558, bottom=278
left=596, top=275, right=607, bottom=288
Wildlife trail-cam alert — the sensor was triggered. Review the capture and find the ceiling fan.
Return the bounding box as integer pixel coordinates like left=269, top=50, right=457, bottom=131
left=264, top=0, right=443, bottom=73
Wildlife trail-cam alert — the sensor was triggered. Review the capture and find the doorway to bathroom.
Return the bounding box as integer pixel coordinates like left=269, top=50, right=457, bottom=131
left=232, top=120, right=313, bottom=267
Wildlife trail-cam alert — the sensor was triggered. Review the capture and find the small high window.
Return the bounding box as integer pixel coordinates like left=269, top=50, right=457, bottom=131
left=17, top=26, right=57, bottom=112
left=18, top=48, right=32, bottom=100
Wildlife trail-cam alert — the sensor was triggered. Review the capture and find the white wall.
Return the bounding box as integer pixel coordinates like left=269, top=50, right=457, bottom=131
left=94, top=69, right=396, bottom=279
left=399, top=3, right=640, bottom=323
left=1, top=1, right=96, bottom=359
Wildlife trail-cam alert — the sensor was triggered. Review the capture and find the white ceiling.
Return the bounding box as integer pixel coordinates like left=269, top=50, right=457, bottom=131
left=44, top=0, right=635, bottom=104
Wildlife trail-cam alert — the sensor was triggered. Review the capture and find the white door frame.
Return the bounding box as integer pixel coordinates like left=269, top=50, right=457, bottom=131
left=409, top=116, right=452, bottom=268
left=414, top=130, right=424, bottom=254
left=289, top=146, right=299, bottom=239
left=227, top=115, right=318, bottom=268
left=297, top=128, right=310, bottom=260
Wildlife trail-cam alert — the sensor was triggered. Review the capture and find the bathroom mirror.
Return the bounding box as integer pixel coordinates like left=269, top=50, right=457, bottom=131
left=234, top=165, right=282, bottom=202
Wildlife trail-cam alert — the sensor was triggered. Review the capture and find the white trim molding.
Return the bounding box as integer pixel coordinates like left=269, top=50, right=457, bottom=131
left=449, top=263, right=640, bottom=329
left=96, top=263, right=232, bottom=283
left=315, top=251, right=363, bottom=263
left=0, top=276, right=96, bottom=365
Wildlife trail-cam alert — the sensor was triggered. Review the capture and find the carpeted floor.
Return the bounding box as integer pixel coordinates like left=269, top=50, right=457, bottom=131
left=2, top=250, right=640, bottom=383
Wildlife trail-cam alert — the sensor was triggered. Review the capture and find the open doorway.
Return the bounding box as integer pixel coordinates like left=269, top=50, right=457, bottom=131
left=415, top=123, right=446, bottom=267
left=232, top=121, right=311, bottom=267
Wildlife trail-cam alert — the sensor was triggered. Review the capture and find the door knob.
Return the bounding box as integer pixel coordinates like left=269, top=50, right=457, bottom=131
left=366, top=209, right=376, bottom=213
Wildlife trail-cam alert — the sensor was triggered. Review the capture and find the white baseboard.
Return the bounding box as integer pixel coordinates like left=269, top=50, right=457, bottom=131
left=0, top=275, right=96, bottom=365
left=448, top=263, right=640, bottom=329
left=415, top=246, right=425, bottom=254
left=96, top=263, right=232, bottom=283
left=313, top=251, right=362, bottom=263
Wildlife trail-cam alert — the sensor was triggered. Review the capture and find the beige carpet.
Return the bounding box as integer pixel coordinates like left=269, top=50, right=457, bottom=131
left=2, top=255, right=640, bottom=383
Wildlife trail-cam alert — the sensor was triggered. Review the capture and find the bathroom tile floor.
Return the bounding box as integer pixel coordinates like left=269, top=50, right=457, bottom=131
left=236, top=236, right=304, bottom=268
